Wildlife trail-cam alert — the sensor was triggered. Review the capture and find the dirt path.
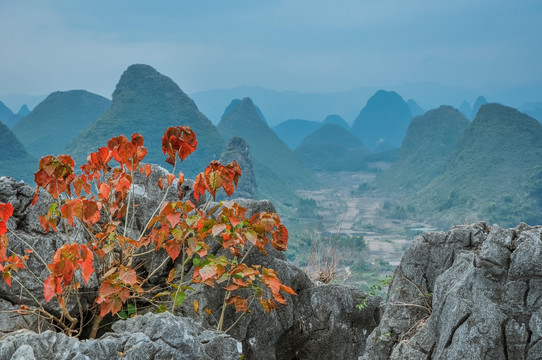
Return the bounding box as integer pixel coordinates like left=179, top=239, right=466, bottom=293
left=297, top=171, right=434, bottom=266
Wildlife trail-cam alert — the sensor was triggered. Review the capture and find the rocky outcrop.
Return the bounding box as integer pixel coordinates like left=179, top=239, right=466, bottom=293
left=362, top=222, right=542, bottom=359
left=219, top=137, right=258, bottom=199
left=0, top=312, right=242, bottom=360
left=0, top=174, right=381, bottom=359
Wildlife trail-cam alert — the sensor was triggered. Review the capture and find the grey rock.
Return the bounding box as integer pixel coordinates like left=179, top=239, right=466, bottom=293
left=362, top=222, right=542, bottom=359
left=0, top=312, right=241, bottom=360
left=219, top=136, right=258, bottom=199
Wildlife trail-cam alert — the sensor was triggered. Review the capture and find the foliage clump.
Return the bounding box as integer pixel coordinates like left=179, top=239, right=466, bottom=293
left=0, top=125, right=295, bottom=338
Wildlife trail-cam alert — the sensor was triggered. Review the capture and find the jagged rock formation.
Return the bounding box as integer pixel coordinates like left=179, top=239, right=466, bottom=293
left=219, top=137, right=258, bottom=199
left=376, top=105, right=469, bottom=193
left=65, top=64, right=225, bottom=178
left=351, top=90, right=413, bottom=151
left=0, top=312, right=242, bottom=360
left=0, top=173, right=380, bottom=359
left=361, top=222, right=542, bottom=359
left=12, top=90, right=111, bottom=158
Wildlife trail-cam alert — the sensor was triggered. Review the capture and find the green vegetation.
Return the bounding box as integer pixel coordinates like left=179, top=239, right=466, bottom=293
left=0, top=122, right=36, bottom=182
left=65, top=64, right=225, bottom=179
left=272, top=119, right=322, bottom=149
left=375, top=105, right=469, bottom=193
left=12, top=90, right=111, bottom=158
left=295, top=124, right=371, bottom=171
left=217, top=97, right=319, bottom=193
left=405, top=103, right=542, bottom=227
left=351, top=90, right=412, bottom=151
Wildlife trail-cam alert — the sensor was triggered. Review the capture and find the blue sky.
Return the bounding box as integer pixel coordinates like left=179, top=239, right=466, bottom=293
left=0, top=0, right=541, bottom=101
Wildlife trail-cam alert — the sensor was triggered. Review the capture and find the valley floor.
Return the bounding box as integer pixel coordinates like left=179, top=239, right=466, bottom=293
left=297, top=171, right=435, bottom=267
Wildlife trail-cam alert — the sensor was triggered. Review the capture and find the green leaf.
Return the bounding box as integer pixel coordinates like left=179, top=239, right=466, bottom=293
left=156, top=305, right=167, bottom=313
left=173, top=290, right=186, bottom=306
left=127, top=303, right=137, bottom=315
left=117, top=310, right=128, bottom=319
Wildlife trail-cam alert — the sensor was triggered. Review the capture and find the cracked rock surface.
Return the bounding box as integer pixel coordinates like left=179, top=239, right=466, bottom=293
left=361, top=222, right=542, bottom=360
left=0, top=312, right=242, bottom=360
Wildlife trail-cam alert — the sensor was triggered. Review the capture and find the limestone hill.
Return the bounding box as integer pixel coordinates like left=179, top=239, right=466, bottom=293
left=375, top=106, right=469, bottom=192
left=0, top=121, right=35, bottom=182
left=65, top=65, right=225, bottom=178
left=295, top=123, right=370, bottom=171
left=351, top=90, right=412, bottom=151
left=410, top=103, right=542, bottom=226
left=12, top=90, right=111, bottom=158
left=217, top=97, right=317, bottom=209
left=272, top=119, right=321, bottom=149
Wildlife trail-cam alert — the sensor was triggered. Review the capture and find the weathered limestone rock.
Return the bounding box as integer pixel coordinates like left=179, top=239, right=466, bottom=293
left=362, top=222, right=542, bottom=360
left=0, top=312, right=242, bottom=360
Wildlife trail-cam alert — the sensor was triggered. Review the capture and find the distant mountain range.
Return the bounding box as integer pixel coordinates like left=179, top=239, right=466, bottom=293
left=65, top=64, right=225, bottom=178
left=190, top=81, right=542, bottom=127
left=12, top=90, right=111, bottom=158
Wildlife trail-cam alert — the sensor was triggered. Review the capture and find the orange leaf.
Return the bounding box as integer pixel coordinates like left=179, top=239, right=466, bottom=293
left=271, top=225, right=289, bottom=251
left=157, top=177, right=164, bottom=191
left=144, top=164, right=152, bottom=178
left=193, top=300, right=200, bottom=315
left=227, top=295, right=248, bottom=313
left=280, top=284, right=297, bottom=295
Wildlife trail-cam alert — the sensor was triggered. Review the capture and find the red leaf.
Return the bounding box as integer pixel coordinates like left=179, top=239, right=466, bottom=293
left=0, top=203, right=13, bottom=236
left=99, top=183, right=111, bottom=199
left=78, top=245, right=94, bottom=284
left=119, top=266, right=137, bottom=285
left=2, top=270, right=11, bottom=286
left=164, top=240, right=182, bottom=261
left=43, top=275, right=59, bottom=303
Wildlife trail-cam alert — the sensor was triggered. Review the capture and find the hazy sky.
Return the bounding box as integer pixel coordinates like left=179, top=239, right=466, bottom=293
left=1, top=0, right=541, bottom=100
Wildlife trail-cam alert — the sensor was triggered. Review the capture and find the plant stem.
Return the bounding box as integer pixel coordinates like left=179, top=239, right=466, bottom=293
left=89, top=313, right=102, bottom=339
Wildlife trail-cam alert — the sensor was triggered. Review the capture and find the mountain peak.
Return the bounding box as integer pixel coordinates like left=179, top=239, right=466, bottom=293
left=66, top=65, right=224, bottom=178
left=323, top=114, right=349, bottom=129
left=470, top=95, right=488, bottom=119
left=220, top=97, right=267, bottom=128
left=17, top=105, right=30, bottom=116
left=351, top=89, right=412, bottom=151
